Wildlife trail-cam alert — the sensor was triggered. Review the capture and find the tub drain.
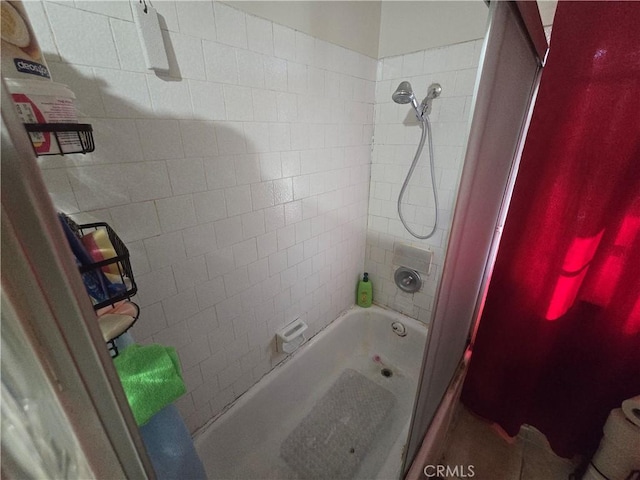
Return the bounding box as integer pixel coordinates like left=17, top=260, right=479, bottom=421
left=381, top=368, right=393, bottom=378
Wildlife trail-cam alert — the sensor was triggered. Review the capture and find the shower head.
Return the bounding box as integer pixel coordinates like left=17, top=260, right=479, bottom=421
left=420, top=83, right=442, bottom=115
left=392, top=81, right=415, bottom=104
left=392, top=81, right=421, bottom=117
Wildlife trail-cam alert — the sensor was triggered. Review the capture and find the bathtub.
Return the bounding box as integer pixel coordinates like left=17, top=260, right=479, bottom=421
left=194, top=305, right=428, bottom=479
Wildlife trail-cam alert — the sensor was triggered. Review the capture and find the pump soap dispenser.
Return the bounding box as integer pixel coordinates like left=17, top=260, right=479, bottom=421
left=357, top=273, right=372, bottom=308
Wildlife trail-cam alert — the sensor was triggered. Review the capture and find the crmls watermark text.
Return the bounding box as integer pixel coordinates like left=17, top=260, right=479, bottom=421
left=423, top=464, right=475, bottom=478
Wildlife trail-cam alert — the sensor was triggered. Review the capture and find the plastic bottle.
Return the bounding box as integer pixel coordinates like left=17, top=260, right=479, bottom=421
left=357, top=272, right=372, bottom=308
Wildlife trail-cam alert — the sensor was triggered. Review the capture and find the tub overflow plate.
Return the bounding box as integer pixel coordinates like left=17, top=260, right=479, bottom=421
left=394, top=266, right=422, bottom=293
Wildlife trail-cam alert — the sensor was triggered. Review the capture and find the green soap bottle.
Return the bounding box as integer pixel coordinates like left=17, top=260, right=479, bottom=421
left=357, top=272, right=372, bottom=308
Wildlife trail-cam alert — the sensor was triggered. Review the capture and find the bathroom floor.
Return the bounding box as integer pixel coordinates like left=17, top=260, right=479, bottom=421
left=439, top=405, right=584, bottom=480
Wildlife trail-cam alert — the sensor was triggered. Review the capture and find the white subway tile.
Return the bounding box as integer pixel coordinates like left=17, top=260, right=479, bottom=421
left=214, top=3, right=247, bottom=48
left=136, top=119, right=184, bottom=160
left=277, top=224, right=296, bottom=251
left=241, top=210, right=266, bottom=239
left=189, top=80, right=226, bottom=121
left=200, top=348, right=227, bottom=378
left=136, top=266, right=177, bottom=307
left=236, top=50, right=265, bottom=89
left=273, top=24, right=295, bottom=61
left=402, top=51, right=424, bottom=77
left=214, top=216, right=244, bottom=248
left=257, top=231, right=277, bottom=259
left=46, top=3, right=120, bottom=68
left=281, top=151, right=301, bottom=177
left=234, top=154, right=261, bottom=185
left=276, top=93, right=297, bottom=122
left=204, top=155, right=236, bottom=190
left=251, top=89, right=278, bottom=122
left=74, top=1, right=132, bottom=20
left=110, top=18, right=146, bottom=73
left=154, top=1, right=179, bottom=32
left=295, top=31, right=315, bottom=65
left=154, top=196, right=197, bottom=233
left=165, top=30, right=207, bottom=80
left=268, top=250, right=288, bottom=276
left=423, top=47, right=446, bottom=74
left=41, top=169, right=78, bottom=213
left=173, top=256, right=209, bottom=292
left=68, top=165, right=129, bottom=210
left=167, top=158, right=207, bottom=195
left=250, top=182, right=275, bottom=210
left=147, top=74, right=193, bottom=119
left=284, top=200, right=302, bottom=225
left=94, top=68, right=152, bottom=118
left=206, top=246, right=236, bottom=278
left=223, top=85, right=254, bottom=121
left=233, top=239, right=258, bottom=268
left=126, top=162, right=172, bottom=202
left=243, top=123, right=270, bottom=154
left=225, top=185, right=253, bottom=217
left=381, top=56, right=402, bottom=80
left=109, top=201, right=161, bottom=242
left=131, top=302, right=166, bottom=339
left=193, top=190, right=227, bottom=223
left=259, top=153, right=282, bottom=181
left=290, top=124, right=309, bottom=151
left=246, top=15, right=273, bottom=56
left=182, top=223, right=217, bottom=257
left=273, top=178, right=293, bottom=205
left=195, top=276, right=227, bottom=309
left=269, top=124, right=291, bottom=151
left=264, top=57, right=288, bottom=92
left=215, top=122, right=246, bottom=154
left=444, top=42, right=476, bottom=71
left=454, top=68, right=478, bottom=96
left=144, top=231, right=187, bottom=269
left=203, top=41, right=238, bottom=84
left=292, top=175, right=310, bottom=200
left=175, top=1, right=216, bottom=41
left=308, top=67, right=325, bottom=96
left=178, top=336, right=211, bottom=370
left=264, top=205, right=285, bottom=232
left=224, top=268, right=251, bottom=297
left=295, top=219, right=311, bottom=243
left=287, top=62, right=307, bottom=95
left=179, top=120, right=217, bottom=158
left=287, top=243, right=304, bottom=267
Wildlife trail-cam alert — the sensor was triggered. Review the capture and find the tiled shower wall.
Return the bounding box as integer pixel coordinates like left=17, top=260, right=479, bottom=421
left=28, top=0, right=375, bottom=432
left=366, top=40, right=483, bottom=322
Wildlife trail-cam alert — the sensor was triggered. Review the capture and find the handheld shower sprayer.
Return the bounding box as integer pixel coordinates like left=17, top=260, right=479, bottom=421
left=392, top=81, right=442, bottom=119
left=392, top=80, right=442, bottom=239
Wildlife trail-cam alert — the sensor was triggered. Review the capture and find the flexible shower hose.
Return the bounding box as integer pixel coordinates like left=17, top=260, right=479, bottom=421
left=397, top=115, right=439, bottom=239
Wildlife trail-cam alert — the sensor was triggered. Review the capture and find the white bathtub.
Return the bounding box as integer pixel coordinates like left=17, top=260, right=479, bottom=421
left=194, top=305, right=428, bottom=479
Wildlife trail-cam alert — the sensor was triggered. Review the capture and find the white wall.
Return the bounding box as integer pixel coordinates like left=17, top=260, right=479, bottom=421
left=26, top=0, right=375, bottom=433
left=226, top=1, right=489, bottom=59
left=366, top=39, right=483, bottom=321
left=378, top=1, right=488, bottom=58
left=224, top=1, right=381, bottom=59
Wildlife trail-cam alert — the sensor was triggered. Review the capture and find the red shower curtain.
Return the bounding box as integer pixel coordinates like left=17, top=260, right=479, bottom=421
left=462, top=1, right=640, bottom=458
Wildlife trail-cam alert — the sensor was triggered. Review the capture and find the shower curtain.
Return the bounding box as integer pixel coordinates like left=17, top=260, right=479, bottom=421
left=462, top=1, right=640, bottom=458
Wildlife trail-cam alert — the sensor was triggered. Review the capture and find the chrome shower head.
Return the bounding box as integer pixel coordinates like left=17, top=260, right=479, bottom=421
left=392, top=81, right=421, bottom=117
left=420, top=83, right=442, bottom=115
left=392, top=81, right=415, bottom=104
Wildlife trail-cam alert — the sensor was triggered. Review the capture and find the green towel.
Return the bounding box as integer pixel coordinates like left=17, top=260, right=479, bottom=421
left=113, top=344, right=186, bottom=426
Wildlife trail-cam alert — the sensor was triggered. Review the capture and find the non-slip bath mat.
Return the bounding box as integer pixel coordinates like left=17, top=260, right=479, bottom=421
left=280, top=368, right=395, bottom=479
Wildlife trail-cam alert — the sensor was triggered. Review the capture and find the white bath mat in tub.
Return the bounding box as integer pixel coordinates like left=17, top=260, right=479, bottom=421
left=280, top=368, right=395, bottom=479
